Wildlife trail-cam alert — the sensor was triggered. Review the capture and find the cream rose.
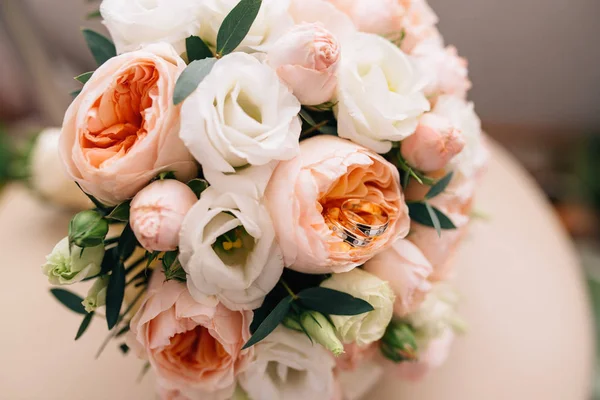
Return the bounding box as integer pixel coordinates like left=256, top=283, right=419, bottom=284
left=130, top=271, right=253, bottom=400
left=100, top=0, right=204, bottom=54
left=321, top=268, right=395, bottom=346
left=198, top=0, right=293, bottom=52
left=238, top=327, right=336, bottom=400
left=364, top=238, right=433, bottom=317
left=335, top=33, right=430, bottom=153
left=179, top=187, right=284, bottom=311
left=60, top=43, right=197, bottom=206
left=30, top=127, right=92, bottom=210
left=180, top=52, right=301, bottom=173
left=267, top=23, right=340, bottom=106
left=264, top=135, right=410, bottom=274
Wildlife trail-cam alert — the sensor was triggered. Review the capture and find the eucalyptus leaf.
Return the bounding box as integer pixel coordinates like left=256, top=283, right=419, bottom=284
left=425, top=202, right=442, bottom=236
left=118, top=224, right=138, bottom=262
left=216, top=0, right=262, bottom=56
left=243, top=295, right=291, bottom=349
left=105, top=260, right=125, bottom=329
left=74, top=71, right=94, bottom=84
left=173, top=58, right=217, bottom=105
left=75, top=312, right=95, bottom=340
left=188, top=178, right=209, bottom=198
left=70, top=89, right=82, bottom=99
left=82, top=29, right=116, bottom=66
left=408, top=202, right=457, bottom=231
left=107, top=201, right=130, bottom=222
left=298, top=287, right=374, bottom=316
left=425, top=172, right=454, bottom=200
left=186, top=35, right=213, bottom=62
left=50, top=288, right=87, bottom=315
left=299, top=109, right=317, bottom=126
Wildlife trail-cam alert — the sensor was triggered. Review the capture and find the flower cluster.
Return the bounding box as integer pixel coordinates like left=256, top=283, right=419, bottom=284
left=42, top=0, right=487, bottom=399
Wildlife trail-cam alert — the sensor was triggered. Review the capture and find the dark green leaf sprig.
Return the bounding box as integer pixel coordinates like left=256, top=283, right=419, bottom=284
left=173, top=0, right=263, bottom=106
left=71, top=29, right=116, bottom=98
left=407, top=172, right=457, bottom=236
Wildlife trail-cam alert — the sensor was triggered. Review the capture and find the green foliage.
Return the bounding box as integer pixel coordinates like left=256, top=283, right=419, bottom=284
left=186, top=36, right=213, bottom=62
left=297, top=287, right=374, bottom=316
left=408, top=202, right=457, bottom=235
left=74, top=71, right=94, bottom=84
left=162, top=251, right=187, bottom=282
left=75, top=312, right=95, bottom=340
left=243, top=295, right=292, bottom=349
left=50, top=288, right=87, bottom=315
left=216, top=0, right=262, bottom=56
left=82, top=29, right=116, bottom=66
left=426, top=172, right=454, bottom=200
left=188, top=178, right=209, bottom=199
left=173, top=58, right=217, bottom=105
left=106, top=201, right=131, bottom=223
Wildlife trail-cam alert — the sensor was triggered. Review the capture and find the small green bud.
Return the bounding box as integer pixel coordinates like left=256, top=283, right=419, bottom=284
left=82, top=276, right=109, bottom=313
left=282, top=316, right=303, bottom=332
left=380, top=321, right=418, bottom=363
left=69, top=210, right=109, bottom=248
left=162, top=251, right=187, bottom=282
left=300, top=311, right=344, bottom=357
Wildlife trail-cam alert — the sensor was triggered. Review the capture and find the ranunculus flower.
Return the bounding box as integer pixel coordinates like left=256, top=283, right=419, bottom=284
left=264, top=135, right=410, bottom=274
left=364, top=238, right=433, bottom=317
left=400, top=113, right=465, bottom=172
left=82, top=275, right=109, bottom=313
left=321, top=268, right=395, bottom=346
left=30, top=128, right=92, bottom=210
left=335, top=32, right=430, bottom=153
left=267, top=22, right=340, bottom=106
left=326, top=0, right=404, bottom=36
left=42, top=237, right=105, bottom=285
left=179, top=187, right=284, bottom=311
left=180, top=52, right=301, bottom=174
left=60, top=43, right=197, bottom=206
left=130, top=179, right=197, bottom=252
left=130, top=271, right=253, bottom=400
left=198, top=0, right=293, bottom=52
left=238, top=327, right=336, bottom=400
left=100, top=0, right=203, bottom=54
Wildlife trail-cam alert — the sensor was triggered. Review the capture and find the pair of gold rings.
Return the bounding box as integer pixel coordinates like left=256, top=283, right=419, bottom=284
left=325, top=199, right=390, bottom=248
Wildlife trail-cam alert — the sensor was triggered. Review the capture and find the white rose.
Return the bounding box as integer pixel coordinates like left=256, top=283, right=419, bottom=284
left=42, top=237, right=105, bottom=285
left=179, top=187, right=284, bottom=311
left=335, top=33, right=430, bottom=153
left=239, top=327, right=336, bottom=400
left=100, top=0, right=204, bottom=54
left=199, top=0, right=293, bottom=52
left=321, top=268, right=395, bottom=346
left=30, top=128, right=91, bottom=210
left=432, top=95, right=488, bottom=181
left=180, top=53, right=301, bottom=173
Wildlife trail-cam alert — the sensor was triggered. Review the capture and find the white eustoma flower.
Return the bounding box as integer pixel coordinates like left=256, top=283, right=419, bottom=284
left=100, top=0, right=204, bottom=54
left=30, top=128, right=91, bottom=210
left=42, top=237, right=105, bottom=285
left=198, top=0, right=293, bottom=52
left=321, top=268, right=395, bottom=346
left=239, top=327, right=336, bottom=400
left=179, top=187, right=284, bottom=311
left=180, top=52, right=301, bottom=173
left=335, top=32, right=430, bottom=153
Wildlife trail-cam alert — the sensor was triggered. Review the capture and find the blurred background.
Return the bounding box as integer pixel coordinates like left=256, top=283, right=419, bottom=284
left=0, top=0, right=599, bottom=395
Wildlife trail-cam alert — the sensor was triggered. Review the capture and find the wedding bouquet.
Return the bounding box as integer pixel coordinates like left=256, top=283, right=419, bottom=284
left=42, top=0, right=487, bottom=399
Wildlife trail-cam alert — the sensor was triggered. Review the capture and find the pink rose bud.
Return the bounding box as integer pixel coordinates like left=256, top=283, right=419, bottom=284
left=268, top=22, right=340, bottom=105
left=130, top=179, right=197, bottom=252
left=401, top=113, right=465, bottom=172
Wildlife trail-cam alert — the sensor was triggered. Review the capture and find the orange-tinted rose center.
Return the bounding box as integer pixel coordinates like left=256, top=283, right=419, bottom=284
left=161, top=326, right=228, bottom=374
left=81, top=63, right=159, bottom=169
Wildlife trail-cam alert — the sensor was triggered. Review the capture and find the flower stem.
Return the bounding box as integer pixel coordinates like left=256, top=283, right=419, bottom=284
left=281, top=280, right=298, bottom=300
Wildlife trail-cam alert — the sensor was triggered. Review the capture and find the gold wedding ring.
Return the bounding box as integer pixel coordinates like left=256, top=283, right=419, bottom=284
left=324, top=199, right=390, bottom=248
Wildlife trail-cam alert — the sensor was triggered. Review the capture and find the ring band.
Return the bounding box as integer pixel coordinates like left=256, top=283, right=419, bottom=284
left=325, top=213, right=372, bottom=248
left=340, top=199, right=390, bottom=238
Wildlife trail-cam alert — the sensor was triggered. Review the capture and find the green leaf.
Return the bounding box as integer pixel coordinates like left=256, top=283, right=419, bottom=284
left=216, top=0, right=262, bottom=56
left=75, top=182, right=108, bottom=212
left=188, top=178, right=209, bottom=198
left=119, top=343, right=130, bottom=354
left=298, top=287, right=374, bottom=316
left=74, top=71, right=94, bottom=84
left=408, top=202, right=457, bottom=232
left=173, top=58, right=217, bottom=105
left=425, top=172, right=454, bottom=200
left=299, top=109, right=317, bottom=126
left=115, top=324, right=131, bottom=338
left=50, top=288, right=87, bottom=315
left=186, top=35, right=213, bottom=62
left=118, top=224, right=138, bottom=262
left=70, top=89, right=82, bottom=98
left=86, top=9, right=101, bottom=20
left=243, top=295, right=291, bottom=349
left=105, top=260, right=126, bottom=330
left=82, top=29, right=117, bottom=66
left=75, top=312, right=95, bottom=340
left=106, top=201, right=130, bottom=222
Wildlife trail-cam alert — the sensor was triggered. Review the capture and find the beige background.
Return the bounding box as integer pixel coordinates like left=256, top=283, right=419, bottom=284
left=0, top=143, right=593, bottom=399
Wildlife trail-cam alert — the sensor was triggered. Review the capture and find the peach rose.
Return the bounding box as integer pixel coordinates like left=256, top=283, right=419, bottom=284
left=364, top=238, right=433, bottom=316
left=264, top=136, right=410, bottom=274
left=267, top=22, right=340, bottom=105
left=130, top=271, right=253, bottom=400
left=400, top=113, right=465, bottom=172
left=60, top=43, right=197, bottom=206
left=130, top=179, right=198, bottom=252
